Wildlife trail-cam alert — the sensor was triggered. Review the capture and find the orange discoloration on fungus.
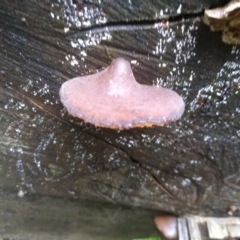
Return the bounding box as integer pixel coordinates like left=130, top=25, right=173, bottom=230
left=59, top=58, right=185, bottom=129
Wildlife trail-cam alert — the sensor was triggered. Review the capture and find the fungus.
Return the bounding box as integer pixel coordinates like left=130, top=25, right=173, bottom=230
left=59, top=58, right=185, bottom=129
left=154, top=215, right=178, bottom=239
left=203, top=0, right=240, bottom=44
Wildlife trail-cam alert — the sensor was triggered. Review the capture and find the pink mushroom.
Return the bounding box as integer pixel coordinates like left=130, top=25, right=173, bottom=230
left=59, top=58, right=185, bottom=129
left=154, top=215, right=178, bottom=239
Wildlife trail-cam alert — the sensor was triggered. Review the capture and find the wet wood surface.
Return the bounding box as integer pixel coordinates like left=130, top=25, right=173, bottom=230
left=0, top=0, right=240, bottom=239
left=178, top=215, right=240, bottom=239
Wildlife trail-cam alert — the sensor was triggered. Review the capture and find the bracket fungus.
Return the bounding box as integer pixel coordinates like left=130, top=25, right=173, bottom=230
left=154, top=215, right=178, bottom=239
left=203, top=0, right=240, bottom=44
left=59, top=58, right=185, bottom=129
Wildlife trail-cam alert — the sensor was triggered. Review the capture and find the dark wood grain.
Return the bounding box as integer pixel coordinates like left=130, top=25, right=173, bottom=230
left=0, top=0, right=239, bottom=238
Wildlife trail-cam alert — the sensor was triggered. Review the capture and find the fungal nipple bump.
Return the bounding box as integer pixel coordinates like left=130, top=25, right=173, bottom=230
left=110, top=57, right=131, bottom=76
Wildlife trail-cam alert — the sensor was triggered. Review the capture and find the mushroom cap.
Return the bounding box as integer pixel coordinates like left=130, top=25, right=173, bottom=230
left=59, top=58, right=185, bottom=129
left=154, top=215, right=178, bottom=239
